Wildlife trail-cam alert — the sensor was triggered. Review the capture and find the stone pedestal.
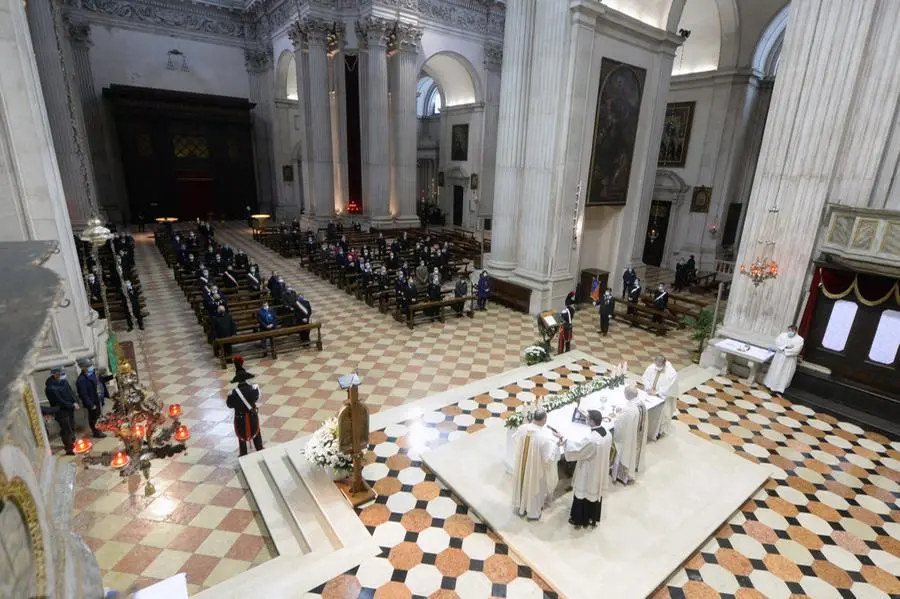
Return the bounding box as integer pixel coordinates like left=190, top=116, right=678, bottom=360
left=722, top=0, right=900, bottom=348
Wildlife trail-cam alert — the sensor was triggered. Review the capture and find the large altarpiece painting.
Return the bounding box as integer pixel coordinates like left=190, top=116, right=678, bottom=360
left=586, top=58, right=647, bottom=206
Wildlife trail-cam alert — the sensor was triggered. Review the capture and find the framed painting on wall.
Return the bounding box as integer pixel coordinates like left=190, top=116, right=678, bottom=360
left=658, top=101, right=695, bottom=168
left=691, top=186, right=712, bottom=213
left=586, top=58, right=647, bottom=206
left=451, top=124, right=469, bottom=161
left=282, top=165, right=293, bottom=182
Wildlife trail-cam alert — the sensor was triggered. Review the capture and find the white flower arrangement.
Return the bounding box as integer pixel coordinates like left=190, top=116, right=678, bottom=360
left=523, top=345, right=549, bottom=365
left=304, top=417, right=353, bottom=473
left=505, top=362, right=629, bottom=430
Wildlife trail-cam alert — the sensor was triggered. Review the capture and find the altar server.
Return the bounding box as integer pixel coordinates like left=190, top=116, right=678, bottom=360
left=512, top=408, right=563, bottom=520
left=565, top=410, right=613, bottom=528
left=763, top=325, right=804, bottom=393
left=613, top=387, right=648, bottom=484
left=642, top=356, right=679, bottom=438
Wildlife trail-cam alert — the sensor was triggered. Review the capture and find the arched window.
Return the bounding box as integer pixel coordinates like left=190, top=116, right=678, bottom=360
left=416, top=76, right=442, bottom=117
left=285, top=55, right=298, bottom=100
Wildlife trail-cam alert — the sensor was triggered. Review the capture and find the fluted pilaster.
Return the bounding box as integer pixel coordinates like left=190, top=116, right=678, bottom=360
left=515, top=0, right=570, bottom=278
left=26, top=0, right=98, bottom=227
left=479, top=44, right=502, bottom=219
left=389, top=23, right=422, bottom=226
left=289, top=24, right=314, bottom=219
left=306, top=23, right=336, bottom=219
left=722, top=0, right=900, bottom=346
left=488, top=0, right=534, bottom=273
left=359, top=17, right=391, bottom=225
left=246, top=48, right=276, bottom=214
left=330, top=26, right=350, bottom=214
left=357, top=45, right=370, bottom=215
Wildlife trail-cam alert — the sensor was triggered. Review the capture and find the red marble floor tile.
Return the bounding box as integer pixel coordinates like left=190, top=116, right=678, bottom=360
left=113, top=545, right=163, bottom=575
left=225, top=534, right=266, bottom=562
left=167, top=526, right=213, bottom=552
left=180, top=554, right=220, bottom=586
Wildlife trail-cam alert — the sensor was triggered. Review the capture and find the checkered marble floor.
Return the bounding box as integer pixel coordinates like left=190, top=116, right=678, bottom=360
left=58, top=225, right=899, bottom=597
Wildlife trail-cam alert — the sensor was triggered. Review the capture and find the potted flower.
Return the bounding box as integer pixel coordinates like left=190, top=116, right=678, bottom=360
left=304, top=417, right=352, bottom=478
left=523, top=345, right=549, bottom=366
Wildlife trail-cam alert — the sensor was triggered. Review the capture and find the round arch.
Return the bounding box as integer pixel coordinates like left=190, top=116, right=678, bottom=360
left=419, top=51, right=480, bottom=107
left=275, top=50, right=298, bottom=101
left=672, top=0, right=723, bottom=75
left=752, top=3, right=790, bottom=77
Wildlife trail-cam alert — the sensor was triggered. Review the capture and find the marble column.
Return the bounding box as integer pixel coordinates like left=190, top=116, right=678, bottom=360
left=330, top=31, right=350, bottom=215
left=289, top=23, right=316, bottom=224
left=356, top=44, right=370, bottom=217
left=488, top=0, right=535, bottom=274
left=65, top=19, right=120, bottom=222
left=731, top=79, right=773, bottom=254
left=305, top=21, right=336, bottom=222
left=246, top=49, right=277, bottom=215
left=26, top=0, right=99, bottom=228
left=359, top=17, right=391, bottom=226
left=515, top=0, right=570, bottom=279
left=479, top=44, right=503, bottom=219
left=721, top=0, right=900, bottom=347
left=390, top=24, right=423, bottom=228
left=0, top=0, right=105, bottom=370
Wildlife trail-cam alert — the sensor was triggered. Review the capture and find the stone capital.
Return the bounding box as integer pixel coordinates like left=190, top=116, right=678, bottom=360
left=483, top=43, right=502, bottom=71
left=245, top=48, right=272, bottom=72
left=388, top=22, right=422, bottom=55
left=65, top=18, right=92, bottom=48
left=356, top=16, right=393, bottom=49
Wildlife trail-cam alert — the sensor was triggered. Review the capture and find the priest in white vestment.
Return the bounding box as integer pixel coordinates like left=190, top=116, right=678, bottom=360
left=613, top=387, right=648, bottom=484
left=763, top=325, right=804, bottom=393
left=565, top=410, right=613, bottom=528
left=512, top=408, right=562, bottom=520
left=642, top=356, right=679, bottom=439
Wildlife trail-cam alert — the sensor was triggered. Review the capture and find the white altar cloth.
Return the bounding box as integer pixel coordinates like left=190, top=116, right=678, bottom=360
left=505, top=387, right=665, bottom=471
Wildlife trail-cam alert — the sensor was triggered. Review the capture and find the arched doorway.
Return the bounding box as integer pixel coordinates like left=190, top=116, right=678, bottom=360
left=644, top=170, right=689, bottom=267
left=273, top=50, right=304, bottom=217
left=416, top=51, right=480, bottom=227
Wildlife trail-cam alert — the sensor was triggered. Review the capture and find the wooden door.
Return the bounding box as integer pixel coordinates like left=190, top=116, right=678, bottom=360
left=453, top=185, right=464, bottom=227
left=641, top=200, right=671, bottom=266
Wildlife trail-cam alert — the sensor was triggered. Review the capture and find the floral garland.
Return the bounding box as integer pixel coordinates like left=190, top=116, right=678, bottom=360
left=505, top=367, right=628, bottom=429
left=304, top=417, right=353, bottom=473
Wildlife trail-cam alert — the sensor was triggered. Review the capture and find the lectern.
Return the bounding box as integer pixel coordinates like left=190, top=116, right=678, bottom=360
left=336, top=373, right=376, bottom=506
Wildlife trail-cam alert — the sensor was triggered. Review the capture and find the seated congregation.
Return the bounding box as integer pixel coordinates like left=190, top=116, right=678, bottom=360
left=75, top=231, right=146, bottom=331
left=254, top=222, right=492, bottom=329
left=156, top=221, right=322, bottom=368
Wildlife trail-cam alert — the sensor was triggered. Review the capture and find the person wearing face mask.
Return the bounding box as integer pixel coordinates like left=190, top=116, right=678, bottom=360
left=627, top=277, right=642, bottom=315
left=256, top=301, right=278, bottom=355
left=87, top=273, right=102, bottom=304
left=292, top=292, right=312, bottom=344
left=123, top=279, right=144, bottom=330
left=76, top=359, right=108, bottom=438
left=597, top=288, right=615, bottom=336
left=653, top=284, right=669, bottom=323
left=376, top=232, right=387, bottom=257
left=212, top=304, right=238, bottom=357
left=476, top=270, right=491, bottom=311
left=247, top=263, right=261, bottom=294
left=224, top=264, right=239, bottom=288
left=764, top=325, right=804, bottom=394
left=642, top=356, right=679, bottom=439
left=45, top=367, right=79, bottom=455
left=197, top=267, right=211, bottom=290
left=426, top=271, right=442, bottom=321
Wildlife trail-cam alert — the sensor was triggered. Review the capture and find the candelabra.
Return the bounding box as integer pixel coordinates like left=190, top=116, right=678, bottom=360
left=739, top=207, right=780, bottom=287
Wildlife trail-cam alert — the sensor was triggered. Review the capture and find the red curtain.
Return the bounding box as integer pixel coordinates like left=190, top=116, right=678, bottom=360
left=798, top=267, right=822, bottom=339
left=820, top=268, right=855, bottom=296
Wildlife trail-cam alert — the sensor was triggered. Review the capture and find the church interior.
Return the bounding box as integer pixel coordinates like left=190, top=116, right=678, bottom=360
left=1, top=0, right=899, bottom=598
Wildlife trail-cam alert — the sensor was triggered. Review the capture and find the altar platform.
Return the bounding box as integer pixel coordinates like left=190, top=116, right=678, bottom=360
left=423, top=420, right=770, bottom=599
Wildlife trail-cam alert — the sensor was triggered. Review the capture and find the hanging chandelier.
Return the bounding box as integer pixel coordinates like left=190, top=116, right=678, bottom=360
left=740, top=255, right=779, bottom=286
left=78, top=351, right=188, bottom=496
left=740, top=206, right=780, bottom=287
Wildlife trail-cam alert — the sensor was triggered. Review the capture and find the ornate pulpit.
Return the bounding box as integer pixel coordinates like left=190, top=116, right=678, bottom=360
left=335, top=373, right=376, bottom=507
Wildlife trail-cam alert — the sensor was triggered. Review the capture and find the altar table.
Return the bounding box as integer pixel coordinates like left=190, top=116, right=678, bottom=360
left=713, top=338, right=774, bottom=385
left=505, top=386, right=665, bottom=471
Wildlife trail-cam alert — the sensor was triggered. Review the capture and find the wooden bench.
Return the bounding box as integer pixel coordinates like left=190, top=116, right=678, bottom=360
left=618, top=303, right=670, bottom=336
left=488, top=276, right=531, bottom=313
left=405, top=295, right=474, bottom=329
left=213, top=322, right=323, bottom=368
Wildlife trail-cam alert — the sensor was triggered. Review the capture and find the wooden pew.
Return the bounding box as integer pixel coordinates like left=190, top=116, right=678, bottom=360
left=618, top=303, right=671, bottom=336
left=488, top=276, right=531, bottom=313
left=406, top=295, right=474, bottom=329
left=213, top=323, right=323, bottom=368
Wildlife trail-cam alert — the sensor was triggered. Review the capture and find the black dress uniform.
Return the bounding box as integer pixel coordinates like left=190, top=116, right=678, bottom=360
left=292, top=295, right=312, bottom=343
left=454, top=277, right=468, bottom=315
left=227, top=369, right=263, bottom=456
left=123, top=282, right=144, bottom=330
left=598, top=292, right=615, bottom=335
left=45, top=370, right=78, bottom=454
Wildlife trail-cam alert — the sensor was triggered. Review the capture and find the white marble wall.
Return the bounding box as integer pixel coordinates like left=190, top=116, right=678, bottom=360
left=0, top=0, right=106, bottom=371
left=722, top=0, right=900, bottom=347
